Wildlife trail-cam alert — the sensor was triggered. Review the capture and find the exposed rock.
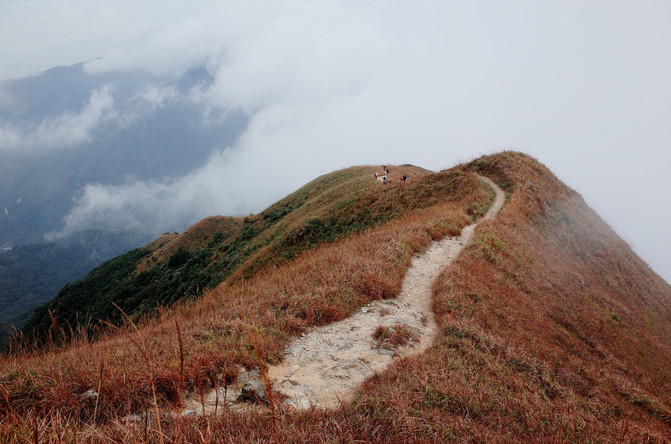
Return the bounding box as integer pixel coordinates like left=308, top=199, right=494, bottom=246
left=80, top=389, right=99, bottom=400
left=237, top=380, right=268, bottom=405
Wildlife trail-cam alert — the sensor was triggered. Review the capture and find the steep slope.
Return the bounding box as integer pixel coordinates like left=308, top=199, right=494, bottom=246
left=19, top=164, right=455, bottom=343
left=0, top=229, right=149, bottom=348
left=309, top=153, right=671, bottom=442
left=1, top=152, right=669, bottom=443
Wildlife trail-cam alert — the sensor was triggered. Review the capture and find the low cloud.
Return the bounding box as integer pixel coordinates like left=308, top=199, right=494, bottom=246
left=47, top=147, right=276, bottom=240
left=113, top=84, right=181, bottom=127
left=0, top=82, right=186, bottom=153
left=0, top=87, right=115, bottom=153
left=0, top=84, right=14, bottom=111
left=44, top=0, right=671, bottom=282
left=135, top=85, right=179, bottom=109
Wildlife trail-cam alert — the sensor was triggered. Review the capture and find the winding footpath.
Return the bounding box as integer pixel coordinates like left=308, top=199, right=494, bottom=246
left=267, top=176, right=505, bottom=409
left=182, top=176, right=505, bottom=414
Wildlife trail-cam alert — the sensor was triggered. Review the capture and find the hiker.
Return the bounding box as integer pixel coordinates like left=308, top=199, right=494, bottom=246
left=402, top=174, right=407, bottom=182
left=375, top=171, right=378, bottom=179
left=382, top=175, right=387, bottom=184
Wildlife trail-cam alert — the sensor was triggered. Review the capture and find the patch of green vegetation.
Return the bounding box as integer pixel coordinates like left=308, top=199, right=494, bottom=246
left=280, top=210, right=391, bottom=260
left=0, top=230, right=151, bottom=349
left=621, top=389, right=671, bottom=425
left=477, top=230, right=509, bottom=262
left=496, top=179, right=513, bottom=191
left=21, top=166, right=484, bottom=347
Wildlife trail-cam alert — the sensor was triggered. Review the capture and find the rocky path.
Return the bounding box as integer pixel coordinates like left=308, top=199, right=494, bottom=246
left=183, top=176, right=505, bottom=414
left=268, top=176, right=505, bottom=409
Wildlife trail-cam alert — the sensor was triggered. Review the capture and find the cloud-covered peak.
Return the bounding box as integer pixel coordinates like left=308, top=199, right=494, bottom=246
left=0, top=87, right=115, bottom=153
left=2, top=0, right=669, bottom=282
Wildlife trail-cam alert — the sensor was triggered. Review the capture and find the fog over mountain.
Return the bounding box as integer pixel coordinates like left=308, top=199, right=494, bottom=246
left=0, top=0, right=669, bottom=283
left=0, top=63, right=245, bottom=246
left=0, top=61, right=246, bottom=340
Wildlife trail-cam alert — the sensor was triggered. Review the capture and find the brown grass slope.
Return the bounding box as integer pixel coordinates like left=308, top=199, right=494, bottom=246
left=2, top=152, right=670, bottom=442
left=135, top=216, right=244, bottom=274
left=327, top=152, right=671, bottom=442
left=0, top=162, right=487, bottom=439
left=19, top=165, right=435, bottom=345
left=139, top=165, right=436, bottom=277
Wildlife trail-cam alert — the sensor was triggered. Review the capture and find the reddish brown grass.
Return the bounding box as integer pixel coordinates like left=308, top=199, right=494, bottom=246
left=372, top=324, right=420, bottom=350
left=2, top=152, right=669, bottom=442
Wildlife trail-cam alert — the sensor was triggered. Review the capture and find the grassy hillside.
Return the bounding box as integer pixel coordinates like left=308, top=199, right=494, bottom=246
left=1, top=152, right=670, bottom=442
left=0, top=229, right=152, bottom=349
left=20, top=165, right=441, bottom=344
left=325, top=153, right=671, bottom=441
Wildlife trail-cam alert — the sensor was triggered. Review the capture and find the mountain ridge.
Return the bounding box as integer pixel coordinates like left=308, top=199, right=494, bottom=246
left=2, top=152, right=670, bottom=442
left=19, top=164, right=455, bottom=343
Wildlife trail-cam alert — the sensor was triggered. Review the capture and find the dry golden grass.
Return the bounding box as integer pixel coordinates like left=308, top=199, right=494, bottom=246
left=0, top=164, right=486, bottom=440
left=2, top=152, right=670, bottom=442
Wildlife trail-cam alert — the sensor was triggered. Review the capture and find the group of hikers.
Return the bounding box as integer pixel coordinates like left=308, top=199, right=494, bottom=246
left=375, top=165, right=407, bottom=185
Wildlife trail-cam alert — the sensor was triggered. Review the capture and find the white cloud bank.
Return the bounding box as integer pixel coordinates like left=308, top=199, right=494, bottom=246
left=0, top=0, right=213, bottom=80
left=10, top=0, right=671, bottom=282
left=0, top=87, right=116, bottom=152
left=0, top=83, right=185, bottom=154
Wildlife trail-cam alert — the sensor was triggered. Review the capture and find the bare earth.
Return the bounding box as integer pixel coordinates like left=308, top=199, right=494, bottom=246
left=268, top=176, right=505, bottom=409
left=184, top=176, right=505, bottom=414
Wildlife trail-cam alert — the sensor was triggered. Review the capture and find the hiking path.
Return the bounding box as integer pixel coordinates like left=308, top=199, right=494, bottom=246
left=268, top=175, right=505, bottom=409
left=183, top=175, right=505, bottom=413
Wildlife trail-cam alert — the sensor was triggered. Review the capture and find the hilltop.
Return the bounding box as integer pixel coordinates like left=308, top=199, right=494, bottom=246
left=1, top=152, right=670, bottom=442
left=21, top=164, right=445, bottom=343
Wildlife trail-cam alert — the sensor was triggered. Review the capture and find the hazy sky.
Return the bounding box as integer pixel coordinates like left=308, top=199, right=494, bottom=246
left=1, top=0, right=670, bottom=283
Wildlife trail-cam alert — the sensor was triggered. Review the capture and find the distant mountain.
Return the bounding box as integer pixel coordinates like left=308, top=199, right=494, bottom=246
left=0, top=62, right=246, bottom=342
left=0, top=62, right=246, bottom=246
left=0, top=229, right=149, bottom=347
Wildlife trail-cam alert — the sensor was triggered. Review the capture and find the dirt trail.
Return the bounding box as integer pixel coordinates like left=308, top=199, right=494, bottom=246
left=183, top=176, right=505, bottom=414
left=268, top=176, right=505, bottom=409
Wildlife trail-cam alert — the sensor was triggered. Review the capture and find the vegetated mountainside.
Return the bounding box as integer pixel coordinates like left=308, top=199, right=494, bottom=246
left=0, top=230, right=151, bottom=348
left=344, top=154, right=671, bottom=442
left=20, top=164, right=450, bottom=344
left=1, top=152, right=669, bottom=442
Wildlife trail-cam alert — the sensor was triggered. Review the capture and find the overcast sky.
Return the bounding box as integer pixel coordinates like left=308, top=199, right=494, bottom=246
left=1, top=0, right=670, bottom=283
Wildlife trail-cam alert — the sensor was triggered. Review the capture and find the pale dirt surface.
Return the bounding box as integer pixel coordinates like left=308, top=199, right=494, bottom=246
left=183, top=176, right=505, bottom=414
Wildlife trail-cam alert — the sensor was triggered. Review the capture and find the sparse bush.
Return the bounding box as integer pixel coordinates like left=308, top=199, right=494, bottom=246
left=373, top=324, right=419, bottom=350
